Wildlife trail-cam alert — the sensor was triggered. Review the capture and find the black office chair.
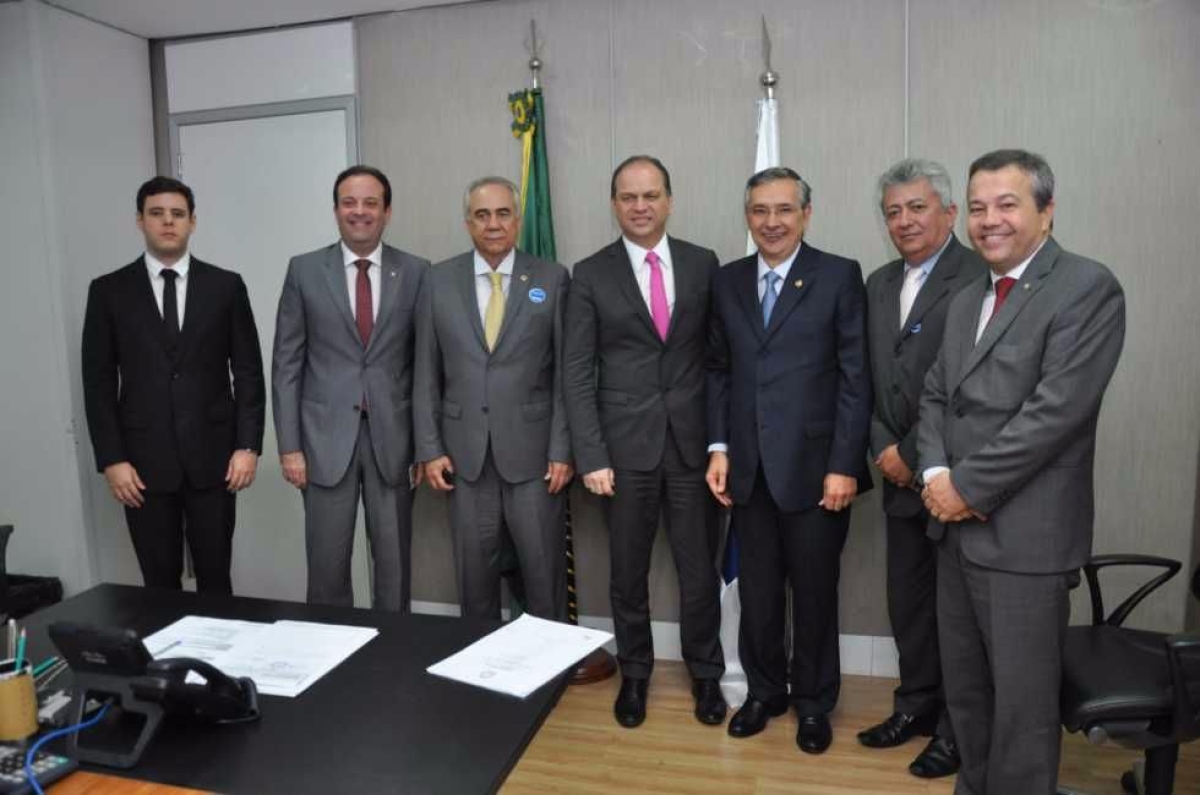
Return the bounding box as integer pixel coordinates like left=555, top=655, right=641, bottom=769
left=1060, top=554, right=1200, bottom=794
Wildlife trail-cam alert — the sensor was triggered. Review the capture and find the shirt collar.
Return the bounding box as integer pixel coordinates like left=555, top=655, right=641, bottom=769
left=342, top=242, right=382, bottom=268
left=474, top=248, right=516, bottom=278
left=906, top=233, right=954, bottom=278
left=989, top=239, right=1046, bottom=287
left=757, top=242, right=801, bottom=284
left=622, top=235, right=671, bottom=270
left=145, top=251, right=190, bottom=279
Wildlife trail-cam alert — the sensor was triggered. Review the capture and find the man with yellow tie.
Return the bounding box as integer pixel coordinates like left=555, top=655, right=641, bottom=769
left=414, top=176, right=573, bottom=620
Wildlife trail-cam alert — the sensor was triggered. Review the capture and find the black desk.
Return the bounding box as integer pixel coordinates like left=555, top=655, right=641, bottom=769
left=19, top=584, right=567, bottom=794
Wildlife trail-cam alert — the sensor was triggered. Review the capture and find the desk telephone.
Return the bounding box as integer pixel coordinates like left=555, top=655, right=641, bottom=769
left=46, top=621, right=260, bottom=768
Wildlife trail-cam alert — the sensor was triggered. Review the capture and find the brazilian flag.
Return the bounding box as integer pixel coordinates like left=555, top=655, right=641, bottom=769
left=508, top=88, right=556, bottom=261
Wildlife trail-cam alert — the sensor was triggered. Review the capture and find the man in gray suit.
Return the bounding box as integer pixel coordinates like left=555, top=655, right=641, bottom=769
left=860, top=159, right=984, bottom=778
left=414, top=176, right=572, bottom=621
left=918, top=149, right=1125, bottom=794
left=273, top=165, right=429, bottom=612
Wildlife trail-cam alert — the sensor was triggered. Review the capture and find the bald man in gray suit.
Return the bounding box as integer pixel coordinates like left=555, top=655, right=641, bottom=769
left=919, top=149, right=1125, bottom=794
left=273, top=165, right=429, bottom=612
left=415, top=176, right=572, bottom=621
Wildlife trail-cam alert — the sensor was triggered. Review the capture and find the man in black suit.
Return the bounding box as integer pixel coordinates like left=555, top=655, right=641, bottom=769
left=859, top=159, right=985, bottom=778
left=565, top=155, right=725, bottom=728
left=707, top=167, right=872, bottom=754
left=82, top=177, right=265, bottom=594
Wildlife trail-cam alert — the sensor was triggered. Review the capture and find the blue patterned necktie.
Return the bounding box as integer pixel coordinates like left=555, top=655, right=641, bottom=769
left=761, top=270, right=781, bottom=328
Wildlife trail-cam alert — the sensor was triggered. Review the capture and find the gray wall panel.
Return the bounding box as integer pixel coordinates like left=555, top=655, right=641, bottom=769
left=910, top=0, right=1200, bottom=632
left=358, top=0, right=1199, bottom=636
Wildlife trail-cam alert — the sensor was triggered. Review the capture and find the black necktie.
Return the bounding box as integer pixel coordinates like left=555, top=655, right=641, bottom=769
left=161, top=268, right=180, bottom=352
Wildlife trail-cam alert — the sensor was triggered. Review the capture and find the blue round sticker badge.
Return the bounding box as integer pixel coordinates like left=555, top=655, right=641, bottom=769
left=528, top=287, right=547, bottom=304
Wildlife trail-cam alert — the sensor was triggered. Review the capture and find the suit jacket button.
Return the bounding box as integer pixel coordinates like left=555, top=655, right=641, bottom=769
left=482, top=406, right=489, bottom=413
left=172, top=373, right=180, bottom=380
left=353, top=404, right=361, bottom=412
left=894, top=344, right=903, bottom=355
left=891, top=384, right=900, bottom=394
left=955, top=408, right=964, bottom=418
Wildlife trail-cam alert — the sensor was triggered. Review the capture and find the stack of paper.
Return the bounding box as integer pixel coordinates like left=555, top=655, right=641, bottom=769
left=144, top=616, right=377, bottom=698
left=427, top=614, right=613, bottom=698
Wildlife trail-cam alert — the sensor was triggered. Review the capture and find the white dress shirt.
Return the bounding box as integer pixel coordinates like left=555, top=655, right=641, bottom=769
left=473, top=248, right=515, bottom=323
left=342, top=242, right=382, bottom=321
left=622, top=236, right=675, bottom=313
left=756, top=244, right=802, bottom=301
left=144, top=251, right=191, bottom=326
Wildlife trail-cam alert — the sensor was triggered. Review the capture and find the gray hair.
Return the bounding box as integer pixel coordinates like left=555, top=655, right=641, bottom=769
left=463, top=176, right=521, bottom=219
left=877, top=158, right=954, bottom=210
left=968, top=149, right=1055, bottom=211
left=744, top=166, right=811, bottom=209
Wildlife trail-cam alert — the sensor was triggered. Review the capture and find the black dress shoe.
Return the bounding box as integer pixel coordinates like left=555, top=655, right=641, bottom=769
left=908, top=735, right=961, bottom=778
left=856, top=711, right=937, bottom=748
left=797, top=714, right=833, bottom=754
left=691, top=679, right=728, bottom=725
left=727, top=696, right=788, bottom=738
left=613, top=678, right=648, bottom=728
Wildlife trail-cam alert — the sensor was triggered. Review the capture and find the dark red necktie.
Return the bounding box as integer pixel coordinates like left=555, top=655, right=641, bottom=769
left=989, top=276, right=1017, bottom=323
left=355, top=259, right=373, bottom=346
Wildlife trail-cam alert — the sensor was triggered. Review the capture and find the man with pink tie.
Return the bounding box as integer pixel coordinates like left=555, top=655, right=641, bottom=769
left=565, top=156, right=726, bottom=729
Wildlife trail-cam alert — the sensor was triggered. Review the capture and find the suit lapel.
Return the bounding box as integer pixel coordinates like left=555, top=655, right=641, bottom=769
left=664, top=237, right=695, bottom=344
left=320, top=245, right=361, bottom=344
left=952, top=239, right=1060, bottom=392
left=763, top=243, right=816, bottom=342
left=878, top=260, right=904, bottom=338
left=456, top=254, right=488, bottom=351
left=173, top=259, right=207, bottom=360
left=609, top=241, right=661, bottom=342
left=492, top=252, right=533, bottom=353
left=896, top=237, right=965, bottom=342
left=128, top=258, right=174, bottom=355
left=732, top=256, right=766, bottom=343
left=365, top=247, right=408, bottom=354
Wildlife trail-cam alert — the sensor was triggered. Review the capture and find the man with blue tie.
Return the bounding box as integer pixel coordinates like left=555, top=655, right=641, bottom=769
left=706, top=167, right=872, bottom=753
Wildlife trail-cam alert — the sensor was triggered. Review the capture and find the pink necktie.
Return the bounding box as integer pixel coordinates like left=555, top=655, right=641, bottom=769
left=646, top=251, right=670, bottom=341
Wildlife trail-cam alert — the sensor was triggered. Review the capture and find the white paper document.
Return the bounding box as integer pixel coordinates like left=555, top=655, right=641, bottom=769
left=144, top=616, right=378, bottom=698
left=426, top=614, right=613, bottom=698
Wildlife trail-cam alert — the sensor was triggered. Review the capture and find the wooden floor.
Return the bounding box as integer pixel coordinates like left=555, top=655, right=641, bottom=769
left=52, top=661, right=1200, bottom=793
left=504, top=661, right=1200, bottom=795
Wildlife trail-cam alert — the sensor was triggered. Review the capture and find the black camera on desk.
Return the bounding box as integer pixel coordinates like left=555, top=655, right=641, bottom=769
left=47, top=621, right=260, bottom=768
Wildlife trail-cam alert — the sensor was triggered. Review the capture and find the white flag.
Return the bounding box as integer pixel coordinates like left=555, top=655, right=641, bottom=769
left=745, top=97, right=780, bottom=255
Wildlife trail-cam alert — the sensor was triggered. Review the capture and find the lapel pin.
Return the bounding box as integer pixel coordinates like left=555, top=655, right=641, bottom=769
left=794, top=279, right=804, bottom=288
left=528, top=287, right=547, bottom=304
left=1023, top=283, right=1031, bottom=290
left=520, top=274, right=529, bottom=282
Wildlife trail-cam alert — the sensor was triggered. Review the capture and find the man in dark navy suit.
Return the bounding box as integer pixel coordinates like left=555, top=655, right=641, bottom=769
left=83, top=177, right=265, bottom=593
left=707, top=167, right=872, bottom=754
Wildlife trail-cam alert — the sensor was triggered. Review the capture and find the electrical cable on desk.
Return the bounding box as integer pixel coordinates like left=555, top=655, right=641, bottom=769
left=24, top=701, right=111, bottom=795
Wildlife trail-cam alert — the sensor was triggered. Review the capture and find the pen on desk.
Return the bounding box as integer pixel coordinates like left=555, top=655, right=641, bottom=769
left=5, top=618, right=14, bottom=659
left=32, top=657, right=59, bottom=678
left=14, top=628, right=27, bottom=672
left=36, top=660, right=68, bottom=691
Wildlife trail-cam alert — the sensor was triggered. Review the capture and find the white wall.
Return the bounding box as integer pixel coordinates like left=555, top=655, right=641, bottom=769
left=0, top=0, right=154, bottom=594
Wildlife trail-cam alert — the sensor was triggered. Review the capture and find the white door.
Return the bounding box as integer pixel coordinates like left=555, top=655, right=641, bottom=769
left=174, top=104, right=374, bottom=605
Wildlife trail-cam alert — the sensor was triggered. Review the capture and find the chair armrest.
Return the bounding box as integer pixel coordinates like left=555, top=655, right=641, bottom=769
left=1166, top=632, right=1200, bottom=742
left=1083, top=554, right=1181, bottom=627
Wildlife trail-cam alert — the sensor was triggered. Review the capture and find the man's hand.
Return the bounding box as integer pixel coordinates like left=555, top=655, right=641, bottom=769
left=545, top=461, right=574, bottom=494
left=921, top=471, right=984, bottom=523
left=104, top=462, right=145, bottom=508
left=424, top=455, right=455, bottom=491
left=225, top=450, right=258, bottom=492
left=819, top=473, right=858, bottom=512
left=875, top=444, right=913, bottom=488
left=581, top=468, right=615, bottom=497
left=705, top=451, right=733, bottom=508
left=280, top=451, right=308, bottom=490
